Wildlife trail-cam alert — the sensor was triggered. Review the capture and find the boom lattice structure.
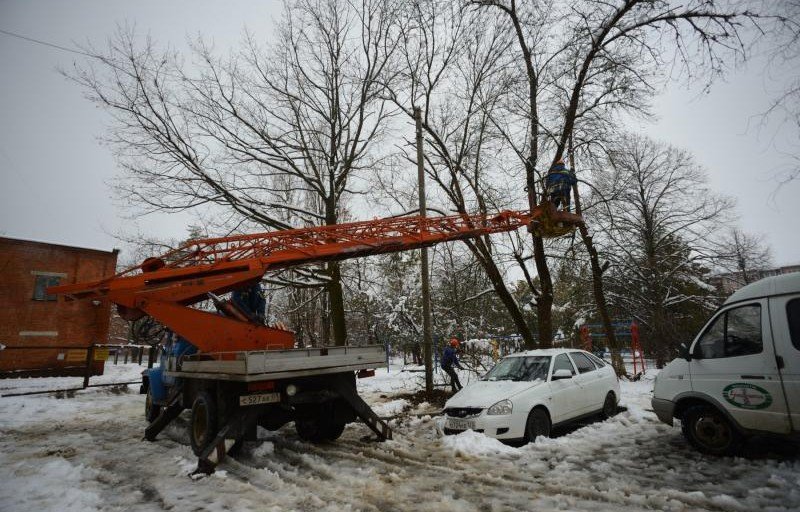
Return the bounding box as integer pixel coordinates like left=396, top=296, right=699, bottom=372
left=51, top=207, right=580, bottom=353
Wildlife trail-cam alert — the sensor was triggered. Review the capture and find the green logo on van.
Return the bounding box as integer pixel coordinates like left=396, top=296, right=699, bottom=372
left=722, top=383, right=773, bottom=410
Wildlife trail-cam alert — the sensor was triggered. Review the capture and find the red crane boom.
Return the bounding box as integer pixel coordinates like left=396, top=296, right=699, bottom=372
left=50, top=206, right=581, bottom=353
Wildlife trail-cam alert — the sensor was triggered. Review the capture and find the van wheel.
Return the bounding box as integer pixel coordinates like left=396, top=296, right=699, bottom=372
left=681, top=404, right=742, bottom=456
left=190, top=391, right=218, bottom=456
left=601, top=392, right=617, bottom=419
left=525, top=408, right=551, bottom=443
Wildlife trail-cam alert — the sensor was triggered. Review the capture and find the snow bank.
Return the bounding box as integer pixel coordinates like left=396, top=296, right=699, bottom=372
left=1, top=367, right=798, bottom=511
left=441, top=430, right=520, bottom=458
left=371, top=398, right=409, bottom=417
left=0, top=457, right=102, bottom=512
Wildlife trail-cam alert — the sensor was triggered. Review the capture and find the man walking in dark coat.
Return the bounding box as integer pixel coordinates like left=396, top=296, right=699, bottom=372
left=441, top=338, right=463, bottom=392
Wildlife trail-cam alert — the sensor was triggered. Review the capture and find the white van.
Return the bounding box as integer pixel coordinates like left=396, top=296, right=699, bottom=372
left=652, top=272, right=800, bottom=455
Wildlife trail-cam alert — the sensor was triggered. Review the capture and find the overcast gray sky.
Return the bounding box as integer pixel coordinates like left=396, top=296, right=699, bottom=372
left=1, top=0, right=798, bottom=266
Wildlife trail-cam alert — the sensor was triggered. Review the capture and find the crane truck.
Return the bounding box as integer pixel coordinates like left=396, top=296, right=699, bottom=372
left=49, top=203, right=581, bottom=473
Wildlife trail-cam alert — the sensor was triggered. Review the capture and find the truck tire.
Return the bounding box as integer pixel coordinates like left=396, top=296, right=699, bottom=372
left=190, top=391, right=218, bottom=456
left=681, top=404, right=742, bottom=456
left=295, top=409, right=346, bottom=443
left=145, top=389, right=161, bottom=423
left=323, top=420, right=346, bottom=441
left=295, top=417, right=324, bottom=443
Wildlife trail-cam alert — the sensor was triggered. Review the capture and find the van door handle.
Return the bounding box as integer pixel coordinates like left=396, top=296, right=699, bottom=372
left=776, top=355, right=785, bottom=370
left=741, top=375, right=765, bottom=380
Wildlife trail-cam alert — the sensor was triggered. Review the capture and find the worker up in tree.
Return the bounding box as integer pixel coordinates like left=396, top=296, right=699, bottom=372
left=441, top=338, right=464, bottom=392
left=544, top=158, right=577, bottom=211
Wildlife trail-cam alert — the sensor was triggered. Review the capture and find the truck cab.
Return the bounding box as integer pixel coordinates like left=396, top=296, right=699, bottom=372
left=652, top=272, right=800, bottom=455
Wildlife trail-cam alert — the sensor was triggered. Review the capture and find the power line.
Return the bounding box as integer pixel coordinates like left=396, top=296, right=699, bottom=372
left=0, top=28, right=94, bottom=58
left=0, top=27, right=191, bottom=82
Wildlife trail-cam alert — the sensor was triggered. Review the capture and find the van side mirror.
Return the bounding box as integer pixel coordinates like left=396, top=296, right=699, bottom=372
left=678, top=343, right=692, bottom=362
left=552, top=369, right=573, bottom=380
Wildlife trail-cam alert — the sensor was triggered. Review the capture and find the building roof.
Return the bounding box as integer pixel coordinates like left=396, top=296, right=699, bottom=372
left=724, top=271, right=800, bottom=305
left=0, top=236, right=119, bottom=255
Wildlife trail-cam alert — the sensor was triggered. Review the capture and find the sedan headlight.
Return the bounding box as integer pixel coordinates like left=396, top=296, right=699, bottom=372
left=487, top=399, right=513, bottom=416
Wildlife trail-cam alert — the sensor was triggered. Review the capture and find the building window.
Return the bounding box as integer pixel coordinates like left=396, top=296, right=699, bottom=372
left=33, top=275, right=61, bottom=301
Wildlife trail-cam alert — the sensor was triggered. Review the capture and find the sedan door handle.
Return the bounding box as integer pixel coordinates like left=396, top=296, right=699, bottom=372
left=741, top=375, right=765, bottom=380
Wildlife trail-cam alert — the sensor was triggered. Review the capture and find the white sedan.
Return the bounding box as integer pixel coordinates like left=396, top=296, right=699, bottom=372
left=443, top=348, right=620, bottom=442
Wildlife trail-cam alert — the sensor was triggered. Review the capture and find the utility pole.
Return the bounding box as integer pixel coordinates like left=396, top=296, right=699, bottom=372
left=415, top=106, right=433, bottom=394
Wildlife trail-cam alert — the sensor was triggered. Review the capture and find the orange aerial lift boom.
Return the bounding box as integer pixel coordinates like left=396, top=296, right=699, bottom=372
left=50, top=206, right=581, bottom=353
left=48, top=204, right=581, bottom=470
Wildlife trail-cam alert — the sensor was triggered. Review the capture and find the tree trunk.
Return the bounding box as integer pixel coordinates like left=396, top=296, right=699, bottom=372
left=467, top=239, right=537, bottom=348
left=321, top=291, right=330, bottom=347
left=532, top=237, right=554, bottom=348
left=325, top=196, right=347, bottom=347
left=327, top=261, right=348, bottom=346
left=525, top=157, right=555, bottom=347
left=569, top=148, right=625, bottom=376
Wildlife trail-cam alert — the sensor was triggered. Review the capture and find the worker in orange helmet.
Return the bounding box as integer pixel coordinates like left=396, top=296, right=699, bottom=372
left=441, top=337, right=463, bottom=392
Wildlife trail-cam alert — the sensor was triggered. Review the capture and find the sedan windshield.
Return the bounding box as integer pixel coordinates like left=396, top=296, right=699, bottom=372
left=482, top=356, right=551, bottom=382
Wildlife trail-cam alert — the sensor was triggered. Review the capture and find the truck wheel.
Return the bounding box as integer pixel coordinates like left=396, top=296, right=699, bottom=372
left=190, top=391, right=218, bottom=456
left=323, top=420, right=346, bottom=441
left=295, top=417, right=326, bottom=443
left=525, top=407, right=551, bottom=443
left=681, top=404, right=742, bottom=456
left=145, top=389, right=161, bottom=423
left=295, top=414, right=345, bottom=443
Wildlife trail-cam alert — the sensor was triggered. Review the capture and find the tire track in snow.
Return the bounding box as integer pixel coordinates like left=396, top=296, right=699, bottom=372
left=3, top=384, right=799, bottom=511
left=230, top=422, right=656, bottom=512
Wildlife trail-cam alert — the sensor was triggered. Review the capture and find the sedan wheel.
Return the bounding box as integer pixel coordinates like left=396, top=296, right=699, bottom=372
left=525, top=408, right=551, bottom=443
left=601, top=391, right=617, bottom=419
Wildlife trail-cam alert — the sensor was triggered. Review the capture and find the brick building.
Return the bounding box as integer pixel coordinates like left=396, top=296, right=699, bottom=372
left=710, top=264, right=800, bottom=296
left=0, top=237, right=119, bottom=377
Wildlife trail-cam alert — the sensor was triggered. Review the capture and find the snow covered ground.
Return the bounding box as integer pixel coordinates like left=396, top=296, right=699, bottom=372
left=1, top=362, right=799, bottom=511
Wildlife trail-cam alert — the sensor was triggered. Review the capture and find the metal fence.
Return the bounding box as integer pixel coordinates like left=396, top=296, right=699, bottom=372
left=0, top=343, right=154, bottom=397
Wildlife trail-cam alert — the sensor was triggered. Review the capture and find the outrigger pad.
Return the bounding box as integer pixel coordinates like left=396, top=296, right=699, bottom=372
left=329, top=373, right=393, bottom=441
left=193, top=408, right=259, bottom=475
left=144, top=385, right=184, bottom=442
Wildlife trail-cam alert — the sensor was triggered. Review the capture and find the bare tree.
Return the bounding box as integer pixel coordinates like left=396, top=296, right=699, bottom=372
left=596, top=135, right=733, bottom=366
left=761, top=1, right=800, bottom=185
left=70, top=0, right=400, bottom=345
left=385, top=1, right=541, bottom=346
left=469, top=0, right=766, bottom=360
left=718, top=228, right=773, bottom=286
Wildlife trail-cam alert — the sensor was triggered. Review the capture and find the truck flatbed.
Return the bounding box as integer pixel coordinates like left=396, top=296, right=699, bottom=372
left=164, top=344, right=387, bottom=382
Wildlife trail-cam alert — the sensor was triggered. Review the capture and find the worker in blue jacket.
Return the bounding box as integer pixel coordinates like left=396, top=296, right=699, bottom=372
left=232, top=283, right=267, bottom=324
left=545, top=159, right=577, bottom=211
left=441, top=338, right=463, bottom=392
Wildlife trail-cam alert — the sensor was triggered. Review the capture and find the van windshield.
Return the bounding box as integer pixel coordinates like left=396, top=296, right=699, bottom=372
left=483, top=356, right=551, bottom=382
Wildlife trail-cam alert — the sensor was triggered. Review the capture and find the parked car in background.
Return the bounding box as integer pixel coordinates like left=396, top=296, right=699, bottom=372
left=443, top=348, right=620, bottom=442
left=653, top=272, right=800, bottom=455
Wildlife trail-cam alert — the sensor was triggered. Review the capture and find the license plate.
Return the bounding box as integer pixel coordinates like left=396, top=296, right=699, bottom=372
left=446, top=418, right=475, bottom=430
left=239, top=392, right=280, bottom=406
